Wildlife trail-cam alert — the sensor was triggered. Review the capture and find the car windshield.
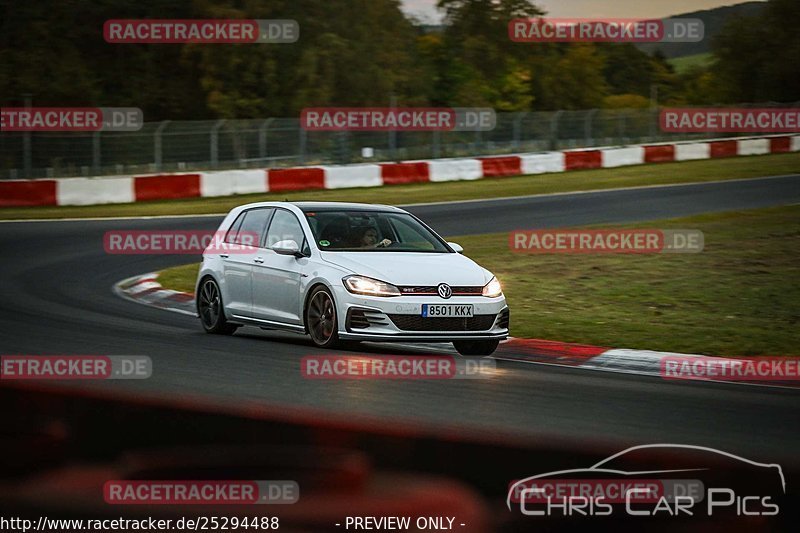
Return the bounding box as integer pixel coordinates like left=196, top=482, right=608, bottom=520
left=303, top=210, right=450, bottom=253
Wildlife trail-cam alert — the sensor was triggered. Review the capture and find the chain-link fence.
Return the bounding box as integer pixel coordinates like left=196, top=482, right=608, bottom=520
left=1, top=105, right=797, bottom=179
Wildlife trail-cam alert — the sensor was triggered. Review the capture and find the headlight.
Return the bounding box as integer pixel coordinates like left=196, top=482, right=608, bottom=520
left=482, top=276, right=503, bottom=297
left=343, top=275, right=401, bottom=297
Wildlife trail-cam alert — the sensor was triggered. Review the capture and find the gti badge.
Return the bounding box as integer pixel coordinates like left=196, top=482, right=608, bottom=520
left=437, top=283, right=453, bottom=299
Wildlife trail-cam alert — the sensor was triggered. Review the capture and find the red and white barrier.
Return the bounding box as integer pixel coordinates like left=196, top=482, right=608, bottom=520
left=427, top=159, right=482, bottom=182
left=675, top=142, right=710, bottom=161
left=499, top=339, right=800, bottom=389
left=738, top=138, right=770, bottom=156
left=520, top=152, right=564, bottom=174
left=1, top=135, right=798, bottom=207
left=601, top=146, right=645, bottom=168
left=57, top=176, right=134, bottom=206
left=200, top=169, right=267, bottom=197
left=323, top=164, right=382, bottom=189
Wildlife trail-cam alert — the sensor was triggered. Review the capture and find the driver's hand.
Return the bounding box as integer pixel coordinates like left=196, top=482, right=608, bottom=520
left=377, top=238, right=392, bottom=247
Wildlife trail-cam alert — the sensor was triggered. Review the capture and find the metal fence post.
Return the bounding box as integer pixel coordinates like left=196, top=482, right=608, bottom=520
left=92, top=131, right=101, bottom=175
left=211, top=119, right=225, bottom=169
left=512, top=112, right=526, bottom=149
left=550, top=110, right=563, bottom=151
left=154, top=120, right=170, bottom=171
left=389, top=94, right=397, bottom=160
left=299, top=124, right=307, bottom=164
left=585, top=109, right=598, bottom=147
left=259, top=118, right=274, bottom=160
left=22, top=94, right=32, bottom=178
left=389, top=130, right=397, bottom=160
left=432, top=130, right=440, bottom=158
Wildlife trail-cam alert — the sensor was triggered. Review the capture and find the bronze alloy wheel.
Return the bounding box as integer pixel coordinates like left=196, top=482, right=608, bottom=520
left=307, top=287, right=339, bottom=348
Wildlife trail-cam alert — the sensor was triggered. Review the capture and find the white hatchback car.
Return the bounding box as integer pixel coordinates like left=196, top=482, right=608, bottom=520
left=196, top=202, right=509, bottom=355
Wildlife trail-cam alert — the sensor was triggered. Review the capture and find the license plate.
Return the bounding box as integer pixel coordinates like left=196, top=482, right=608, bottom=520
left=421, top=304, right=474, bottom=318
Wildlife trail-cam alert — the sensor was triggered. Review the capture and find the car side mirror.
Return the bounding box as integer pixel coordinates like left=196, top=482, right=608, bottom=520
left=273, top=240, right=302, bottom=257
left=448, top=242, right=464, bottom=254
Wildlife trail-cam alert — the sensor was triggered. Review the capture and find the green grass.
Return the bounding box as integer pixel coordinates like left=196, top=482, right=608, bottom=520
left=156, top=264, right=199, bottom=295
left=157, top=205, right=800, bottom=356
left=2, top=152, right=799, bottom=220
left=669, top=52, right=715, bottom=74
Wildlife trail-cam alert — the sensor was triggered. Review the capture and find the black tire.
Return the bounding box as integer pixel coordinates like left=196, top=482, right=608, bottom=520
left=197, top=277, right=238, bottom=335
left=305, top=286, right=340, bottom=349
left=453, top=339, right=500, bottom=356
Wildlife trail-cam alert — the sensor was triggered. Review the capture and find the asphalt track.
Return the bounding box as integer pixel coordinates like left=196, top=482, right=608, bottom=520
left=1, top=174, right=799, bottom=464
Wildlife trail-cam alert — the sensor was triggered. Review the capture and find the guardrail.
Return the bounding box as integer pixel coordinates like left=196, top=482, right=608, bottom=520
left=1, top=135, right=797, bottom=208
left=2, top=103, right=798, bottom=180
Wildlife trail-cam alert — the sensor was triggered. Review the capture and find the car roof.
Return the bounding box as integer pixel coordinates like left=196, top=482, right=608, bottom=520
left=232, top=201, right=405, bottom=213
left=293, top=201, right=404, bottom=213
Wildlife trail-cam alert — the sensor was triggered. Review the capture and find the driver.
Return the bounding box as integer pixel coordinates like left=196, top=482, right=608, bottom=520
left=358, top=227, right=391, bottom=248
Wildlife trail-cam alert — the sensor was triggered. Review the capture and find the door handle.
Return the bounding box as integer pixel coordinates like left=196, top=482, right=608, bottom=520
left=254, top=257, right=264, bottom=264
left=220, top=254, right=229, bottom=258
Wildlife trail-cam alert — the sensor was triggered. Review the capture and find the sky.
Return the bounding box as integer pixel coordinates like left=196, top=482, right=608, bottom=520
left=401, top=0, right=766, bottom=24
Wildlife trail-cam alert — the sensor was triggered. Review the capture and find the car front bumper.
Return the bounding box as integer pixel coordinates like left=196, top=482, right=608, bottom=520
left=332, top=286, right=509, bottom=342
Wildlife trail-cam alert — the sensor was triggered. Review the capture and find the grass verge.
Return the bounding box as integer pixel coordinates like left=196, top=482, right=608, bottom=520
left=2, top=153, right=799, bottom=220
left=156, top=204, right=800, bottom=356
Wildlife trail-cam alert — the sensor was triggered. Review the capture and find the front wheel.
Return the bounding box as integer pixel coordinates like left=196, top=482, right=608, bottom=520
left=453, top=339, right=499, bottom=356
left=305, top=286, right=340, bottom=349
left=197, top=278, right=238, bottom=335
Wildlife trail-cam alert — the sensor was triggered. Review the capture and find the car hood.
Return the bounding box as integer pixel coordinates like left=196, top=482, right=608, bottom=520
left=319, top=251, right=492, bottom=286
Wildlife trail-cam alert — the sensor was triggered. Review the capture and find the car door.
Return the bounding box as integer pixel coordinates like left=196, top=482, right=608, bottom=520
left=221, top=208, right=273, bottom=317
left=252, top=208, right=309, bottom=325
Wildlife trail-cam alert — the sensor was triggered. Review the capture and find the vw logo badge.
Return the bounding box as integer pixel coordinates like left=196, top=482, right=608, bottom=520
left=437, top=283, right=453, bottom=299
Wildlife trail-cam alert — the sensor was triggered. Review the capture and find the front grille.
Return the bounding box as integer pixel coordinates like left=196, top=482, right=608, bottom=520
left=387, top=314, right=497, bottom=332
left=398, top=285, right=483, bottom=296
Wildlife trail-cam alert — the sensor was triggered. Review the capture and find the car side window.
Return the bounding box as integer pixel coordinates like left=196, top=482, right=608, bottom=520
left=235, top=208, right=273, bottom=247
left=266, top=209, right=306, bottom=251
left=224, top=212, right=246, bottom=244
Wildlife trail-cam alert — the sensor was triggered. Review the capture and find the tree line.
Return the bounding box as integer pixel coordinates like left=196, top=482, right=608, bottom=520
left=0, top=0, right=797, bottom=121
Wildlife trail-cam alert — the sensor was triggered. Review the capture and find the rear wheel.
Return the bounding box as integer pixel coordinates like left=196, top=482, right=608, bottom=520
left=197, top=278, right=238, bottom=335
left=306, top=286, right=340, bottom=349
left=453, top=339, right=499, bottom=356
